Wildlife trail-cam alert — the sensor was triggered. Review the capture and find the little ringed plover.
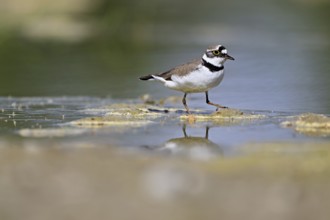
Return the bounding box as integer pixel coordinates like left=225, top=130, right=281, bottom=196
left=139, top=44, right=234, bottom=114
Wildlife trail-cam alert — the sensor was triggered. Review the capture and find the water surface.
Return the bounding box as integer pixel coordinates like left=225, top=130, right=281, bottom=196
left=0, top=97, right=328, bottom=158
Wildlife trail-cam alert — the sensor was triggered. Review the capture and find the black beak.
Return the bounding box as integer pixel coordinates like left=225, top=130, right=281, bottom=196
left=225, top=54, right=235, bottom=61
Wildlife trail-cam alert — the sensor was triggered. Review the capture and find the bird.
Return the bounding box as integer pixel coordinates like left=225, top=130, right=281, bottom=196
left=139, top=44, right=234, bottom=114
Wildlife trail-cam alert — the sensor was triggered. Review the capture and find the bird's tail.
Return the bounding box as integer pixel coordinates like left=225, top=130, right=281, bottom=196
left=139, top=75, right=154, bottom=80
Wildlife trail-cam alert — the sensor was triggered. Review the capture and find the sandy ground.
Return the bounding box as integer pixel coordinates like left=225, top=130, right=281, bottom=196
left=1, top=140, right=330, bottom=220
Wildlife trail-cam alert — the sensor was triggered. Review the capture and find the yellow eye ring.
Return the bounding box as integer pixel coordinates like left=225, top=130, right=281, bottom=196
left=212, top=50, right=220, bottom=56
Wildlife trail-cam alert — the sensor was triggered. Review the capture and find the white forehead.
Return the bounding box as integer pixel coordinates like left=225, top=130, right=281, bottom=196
left=221, top=49, right=227, bottom=54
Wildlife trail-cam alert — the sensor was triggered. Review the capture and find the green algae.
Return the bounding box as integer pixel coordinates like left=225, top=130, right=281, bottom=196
left=71, top=102, right=266, bottom=128
left=70, top=102, right=329, bottom=139
left=71, top=103, right=163, bottom=128
left=180, top=108, right=265, bottom=124
left=281, top=113, right=330, bottom=137
left=104, top=103, right=162, bottom=118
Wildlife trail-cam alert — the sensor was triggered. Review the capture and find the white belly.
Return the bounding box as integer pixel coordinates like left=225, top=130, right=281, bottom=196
left=165, top=67, right=224, bottom=93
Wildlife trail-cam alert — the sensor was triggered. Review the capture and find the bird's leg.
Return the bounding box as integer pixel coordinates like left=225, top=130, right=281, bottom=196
left=182, top=93, right=191, bottom=114
left=205, top=91, right=228, bottom=109
left=182, top=124, right=188, bottom=137
left=205, top=126, right=210, bottom=139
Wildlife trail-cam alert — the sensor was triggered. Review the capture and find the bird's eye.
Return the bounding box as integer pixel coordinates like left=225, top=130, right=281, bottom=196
left=212, top=50, right=220, bottom=56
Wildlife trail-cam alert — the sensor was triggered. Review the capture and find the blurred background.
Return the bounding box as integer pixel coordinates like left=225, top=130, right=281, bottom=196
left=0, top=0, right=329, bottom=113
left=1, top=2, right=330, bottom=219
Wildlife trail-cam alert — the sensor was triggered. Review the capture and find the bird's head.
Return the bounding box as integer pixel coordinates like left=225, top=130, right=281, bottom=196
left=203, top=45, right=235, bottom=65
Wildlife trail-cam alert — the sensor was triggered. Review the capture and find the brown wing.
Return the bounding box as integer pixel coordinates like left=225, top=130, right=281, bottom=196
left=155, top=59, right=201, bottom=81
left=139, top=59, right=201, bottom=81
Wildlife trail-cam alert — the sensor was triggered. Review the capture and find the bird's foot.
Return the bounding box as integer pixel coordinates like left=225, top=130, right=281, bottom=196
left=215, top=105, right=228, bottom=111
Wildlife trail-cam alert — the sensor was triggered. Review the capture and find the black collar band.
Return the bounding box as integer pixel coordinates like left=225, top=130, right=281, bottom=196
left=202, top=59, right=224, bottom=72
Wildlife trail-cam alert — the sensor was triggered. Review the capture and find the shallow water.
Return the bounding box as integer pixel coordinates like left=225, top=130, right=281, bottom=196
left=0, top=97, right=328, bottom=158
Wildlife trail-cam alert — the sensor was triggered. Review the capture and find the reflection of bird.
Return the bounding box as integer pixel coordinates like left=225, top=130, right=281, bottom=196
left=156, top=125, right=222, bottom=160
left=139, top=44, right=234, bottom=114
